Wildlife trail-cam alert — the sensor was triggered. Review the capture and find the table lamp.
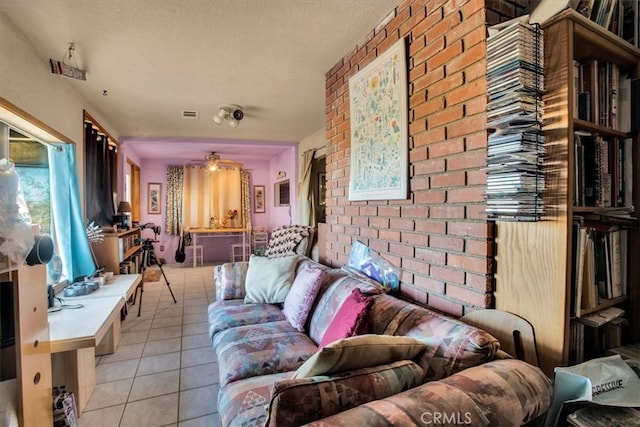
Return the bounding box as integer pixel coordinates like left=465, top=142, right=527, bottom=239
left=117, top=201, right=132, bottom=230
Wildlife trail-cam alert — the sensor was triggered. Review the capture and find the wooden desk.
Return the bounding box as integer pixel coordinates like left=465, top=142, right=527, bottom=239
left=189, top=227, right=249, bottom=267
left=48, top=274, right=141, bottom=414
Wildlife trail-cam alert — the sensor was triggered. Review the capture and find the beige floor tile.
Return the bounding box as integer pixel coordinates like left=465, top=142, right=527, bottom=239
left=154, top=305, right=184, bottom=319
left=119, top=330, right=150, bottom=345
left=147, top=325, right=182, bottom=341
left=178, top=384, right=219, bottom=421
left=184, top=304, right=208, bottom=315
left=128, top=369, right=180, bottom=401
left=151, top=315, right=183, bottom=329
left=84, top=378, right=134, bottom=411
left=137, top=351, right=181, bottom=376
left=96, top=359, right=139, bottom=384
left=178, top=413, right=221, bottom=427
left=143, top=337, right=181, bottom=357
left=181, top=346, right=217, bottom=368
left=182, top=322, right=208, bottom=337
left=183, top=313, right=206, bottom=324
left=78, top=404, right=125, bottom=427
left=180, top=362, right=219, bottom=390
left=120, top=393, right=179, bottom=427
left=181, top=334, right=211, bottom=350
left=124, top=319, right=152, bottom=332
left=100, top=343, right=145, bottom=364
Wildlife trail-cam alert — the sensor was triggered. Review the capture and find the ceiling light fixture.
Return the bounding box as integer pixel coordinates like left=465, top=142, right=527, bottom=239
left=212, top=105, right=244, bottom=128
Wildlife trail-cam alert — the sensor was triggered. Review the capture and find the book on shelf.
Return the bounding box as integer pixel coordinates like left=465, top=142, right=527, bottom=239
left=567, top=405, right=640, bottom=427
left=576, top=306, right=624, bottom=327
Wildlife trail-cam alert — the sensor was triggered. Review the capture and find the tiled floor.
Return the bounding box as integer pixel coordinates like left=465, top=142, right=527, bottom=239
left=78, top=264, right=221, bottom=427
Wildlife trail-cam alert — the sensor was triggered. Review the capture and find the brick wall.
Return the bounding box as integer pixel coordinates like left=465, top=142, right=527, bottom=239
left=324, top=0, right=501, bottom=317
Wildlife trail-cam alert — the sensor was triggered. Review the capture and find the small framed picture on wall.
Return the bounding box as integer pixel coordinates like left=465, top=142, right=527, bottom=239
left=254, top=185, right=265, bottom=213
left=148, top=182, right=162, bottom=214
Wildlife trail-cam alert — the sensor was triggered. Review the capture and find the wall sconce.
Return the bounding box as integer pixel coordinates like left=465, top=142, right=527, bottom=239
left=213, top=105, right=244, bottom=128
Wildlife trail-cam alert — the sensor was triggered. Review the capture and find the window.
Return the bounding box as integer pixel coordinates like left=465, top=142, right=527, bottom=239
left=275, top=179, right=290, bottom=207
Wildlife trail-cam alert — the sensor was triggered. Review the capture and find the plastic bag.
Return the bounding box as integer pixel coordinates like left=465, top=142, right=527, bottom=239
left=0, top=158, right=33, bottom=268
left=346, top=240, right=400, bottom=293
left=545, top=354, right=640, bottom=426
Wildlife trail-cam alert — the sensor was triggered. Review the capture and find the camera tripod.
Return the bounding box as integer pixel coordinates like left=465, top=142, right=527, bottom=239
left=131, top=239, right=177, bottom=317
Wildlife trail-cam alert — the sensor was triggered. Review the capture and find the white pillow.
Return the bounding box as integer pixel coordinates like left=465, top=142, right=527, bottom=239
left=244, top=255, right=301, bottom=304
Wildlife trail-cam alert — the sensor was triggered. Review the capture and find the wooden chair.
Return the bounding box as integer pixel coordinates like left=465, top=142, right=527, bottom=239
left=461, top=309, right=539, bottom=367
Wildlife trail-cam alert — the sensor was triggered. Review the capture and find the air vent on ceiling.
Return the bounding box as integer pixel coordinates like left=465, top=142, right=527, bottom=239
left=181, top=110, right=199, bottom=119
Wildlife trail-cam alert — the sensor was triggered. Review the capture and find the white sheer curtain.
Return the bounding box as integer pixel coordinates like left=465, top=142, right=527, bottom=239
left=182, top=165, right=242, bottom=228
left=296, top=149, right=316, bottom=226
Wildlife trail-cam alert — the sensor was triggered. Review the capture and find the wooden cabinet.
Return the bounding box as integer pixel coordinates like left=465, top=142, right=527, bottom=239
left=91, top=228, right=142, bottom=274
left=495, top=10, right=640, bottom=376
left=0, top=264, right=52, bottom=426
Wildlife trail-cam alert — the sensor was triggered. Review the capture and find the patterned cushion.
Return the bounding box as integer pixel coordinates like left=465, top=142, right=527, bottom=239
left=318, top=288, right=373, bottom=347
left=282, top=264, right=325, bottom=332
left=303, top=359, right=552, bottom=427
left=208, top=300, right=285, bottom=340
left=214, top=262, right=249, bottom=301
left=213, top=321, right=318, bottom=387
left=264, top=225, right=314, bottom=258
left=266, top=360, right=424, bottom=427
left=293, top=335, right=426, bottom=379
left=218, top=371, right=292, bottom=427
left=368, top=294, right=499, bottom=381
left=308, top=276, right=385, bottom=345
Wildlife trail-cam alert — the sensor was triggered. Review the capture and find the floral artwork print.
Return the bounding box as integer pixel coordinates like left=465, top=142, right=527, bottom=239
left=348, top=38, right=408, bottom=201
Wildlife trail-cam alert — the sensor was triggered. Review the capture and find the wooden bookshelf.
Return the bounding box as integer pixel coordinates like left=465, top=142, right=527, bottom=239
left=495, top=9, right=640, bottom=376
left=91, top=228, right=141, bottom=274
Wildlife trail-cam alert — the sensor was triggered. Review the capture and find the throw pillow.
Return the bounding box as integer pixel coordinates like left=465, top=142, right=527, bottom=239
left=243, top=255, right=300, bottom=304
left=293, top=334, right=427, bottom=379
left=318, top=288, right=373, bottom=348
left=267, top=360, right=425, bottom=426
left=282, top=265, right=325, bottom=332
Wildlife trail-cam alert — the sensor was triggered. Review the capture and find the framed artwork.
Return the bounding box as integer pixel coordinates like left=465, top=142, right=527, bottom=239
left=254, top=185, right=266, bottom=213
left=147, top=182, right=162, bottom=214
left=348, top=37, right=408, bottom=201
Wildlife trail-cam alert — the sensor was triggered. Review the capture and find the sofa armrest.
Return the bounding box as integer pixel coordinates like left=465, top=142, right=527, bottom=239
left=214, top=262, right=249, bottom=301
left=266, top=360, right=424, bottom=427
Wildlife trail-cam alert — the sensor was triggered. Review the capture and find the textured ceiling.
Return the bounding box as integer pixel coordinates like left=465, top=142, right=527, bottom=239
left=0, top=0, right=397, bottom=161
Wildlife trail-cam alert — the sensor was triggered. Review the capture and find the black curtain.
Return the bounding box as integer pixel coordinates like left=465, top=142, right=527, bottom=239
left=85, top=122, right=117, bottom=226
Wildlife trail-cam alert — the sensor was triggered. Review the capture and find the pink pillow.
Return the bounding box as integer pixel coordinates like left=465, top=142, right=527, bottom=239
left=318, top=288, right=373, bottom=348
left=283, top=265, right=325, bottom=332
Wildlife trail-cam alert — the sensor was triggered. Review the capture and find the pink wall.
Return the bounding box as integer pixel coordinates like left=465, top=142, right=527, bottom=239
left=268, top=147, right=298, bottom=230
left=117, top=140, right=298, bottom=263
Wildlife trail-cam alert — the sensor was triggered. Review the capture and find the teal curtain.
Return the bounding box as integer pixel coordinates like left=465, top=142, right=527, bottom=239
left=48, top=143, right=96, bottom=281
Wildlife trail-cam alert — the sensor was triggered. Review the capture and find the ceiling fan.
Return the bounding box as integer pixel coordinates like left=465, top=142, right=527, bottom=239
left=195, top=152, right=242, bottom=171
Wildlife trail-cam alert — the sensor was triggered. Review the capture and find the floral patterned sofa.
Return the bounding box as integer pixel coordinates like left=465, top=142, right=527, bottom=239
left=208, top=257, right=552, bottom=426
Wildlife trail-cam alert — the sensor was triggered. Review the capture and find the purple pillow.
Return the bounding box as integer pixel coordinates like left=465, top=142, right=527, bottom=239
left=283, top=265, right=325, bottom=332
left=318, top=288, right=373, bottom=348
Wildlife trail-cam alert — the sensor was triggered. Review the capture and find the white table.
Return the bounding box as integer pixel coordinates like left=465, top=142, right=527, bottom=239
left=48, top=274, right=141, bottom=413
left=188, top=227, right=249, bottom=267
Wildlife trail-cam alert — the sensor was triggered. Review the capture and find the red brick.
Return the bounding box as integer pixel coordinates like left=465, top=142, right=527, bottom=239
left=401, top=231, right=429, bottom=246
left=447, top=253, right=488, bottom=275
left=400, top=284, right=428, bottom=304
left=414, top=127, right=446, bottom=146
left=410, top=146, right=428, bottom=163
left=415, top=247, right=446, bottom=264
left=447, top=150, right=487, bottom=170
left=400, top=5, right=426, bottom=37
left=429, top=105, right=465, bottom=129
left=428, top=72, right=464, bottom=99
left=415, top=220, right=446, bottom=234
left=467, top=204, right=488, bottom=220
left=413, top=95, right=445, bottom=119
left=429, top=139, right=465, bottom=159
left=360, top=227, right=379, bottom=239
left=369, top=217, right=390, bottom=228
left=449, top=221, right=491, bottom=238
left=446, top=284, right=489, bottom=307
left=447, top=116, right=487, bottom=139
left=415, top=189, right=446, bottom=204
left=430, top=235, right=464, bottom=252
left=401, top=205, right=428, bottom=218
left=379, top=206, right=401, bottom=217
left=465, top=239, right=491, bottom=257
left=429, top=205, right=466, bottom=219
left=414, top=158, right=446, bottom=175
left=427, top=40, right=464, bottom=71
left=466, top=272, right=492, bottom=292
left=413, top=274, right=445, bottom=294
left=431, top=265, right=465, bottom=285
left=427, top=295, right=464, bottom=317
left=430, top=171, right=466, bottom=188
left=390, top=217, right=415, bottom=231
left=352, top=216, right=368, bottom=226
left=467, top=169, right=486, bottom=185
left=403, top=258, right=430, bottom=275
left=379, top=229, right=401, bottom=241
left=369, top=239, right=389, bottom=253
left=447, top=78, right=486, bottom=107
left=448, top=186, right=485, bottom=203
left=410, top=176, right=429, bottom=191
left=390, top=243, right=416, bottom=258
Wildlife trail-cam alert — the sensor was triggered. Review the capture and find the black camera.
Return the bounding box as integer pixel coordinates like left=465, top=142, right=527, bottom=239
left=232, top=109, right=244, bottom=121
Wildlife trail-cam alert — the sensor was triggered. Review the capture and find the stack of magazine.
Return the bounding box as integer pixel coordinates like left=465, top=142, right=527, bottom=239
left=486, top=21, right=545, bottom=221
